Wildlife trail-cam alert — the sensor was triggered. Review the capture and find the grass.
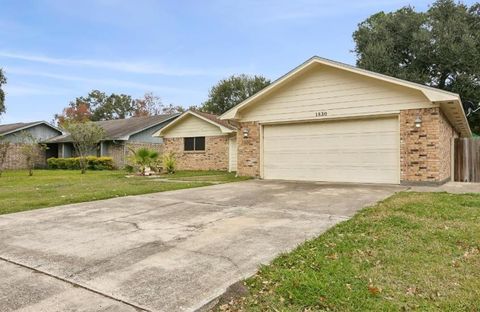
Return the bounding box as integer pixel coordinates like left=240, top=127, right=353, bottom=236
left=0, top=169, right=248, bottom=215
left=218, top=192, right=480, bottom=312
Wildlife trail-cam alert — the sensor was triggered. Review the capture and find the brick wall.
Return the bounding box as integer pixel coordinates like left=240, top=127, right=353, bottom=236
left=1, top=143, right=46, bottom=170
left=400, top=107, right=456, bottom=183
left=236, top=122, right=261, bottom=177
left=107, top=141, right=164, bottom=169
left=105, top=142, right=125, bottom=169
left=163, top=135, right=228, bottom=171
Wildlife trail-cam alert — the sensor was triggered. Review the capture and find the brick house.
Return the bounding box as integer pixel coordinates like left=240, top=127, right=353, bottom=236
left=0, top=121, right=63, bottom=169
left=220, top=56, right=472, bottom=185
left=153, top=110, right=238, bottom=171
left=45, top=114, right=179, bottom=168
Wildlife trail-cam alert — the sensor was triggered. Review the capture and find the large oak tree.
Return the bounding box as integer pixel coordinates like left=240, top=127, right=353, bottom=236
left=201, top=74, right=270, bottom=115
left=353, top=0, right=480, bottom=133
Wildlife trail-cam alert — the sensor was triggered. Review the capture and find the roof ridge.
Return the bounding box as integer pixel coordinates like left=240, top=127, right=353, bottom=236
left=0, top=120, right=44, bottom=126
left=311, top=56, right=459, bottom=97
left=0, top=121, right=61, bottom=136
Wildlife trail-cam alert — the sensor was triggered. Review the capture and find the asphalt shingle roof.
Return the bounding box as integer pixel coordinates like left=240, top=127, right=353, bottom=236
left=45, top=114, right=179, bottom=143
left=0, top=121, right=52, bottom=136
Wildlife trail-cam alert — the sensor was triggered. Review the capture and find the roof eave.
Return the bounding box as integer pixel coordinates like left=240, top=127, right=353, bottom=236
left=454, top=99, right=473, bottom=138
left=220, top=56, right=464, bottom=121
left=154, top=110, right=234, bottom=137
left=1, top=121, right=63, bottom=137
left=153, top=111, right=191, bottom=137
left=220, top=57, right=319, bottom=121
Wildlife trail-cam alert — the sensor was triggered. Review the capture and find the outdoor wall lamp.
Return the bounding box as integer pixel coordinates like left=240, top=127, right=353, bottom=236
left=243, top=128, right=250, bottom=138
left=414, top=116, right=422, bottom=128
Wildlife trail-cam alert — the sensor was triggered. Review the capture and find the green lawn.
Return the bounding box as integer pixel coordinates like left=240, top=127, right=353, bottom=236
left=218, top=192, right=480, bottom=312
left=0, top=169, right=248, bottom=215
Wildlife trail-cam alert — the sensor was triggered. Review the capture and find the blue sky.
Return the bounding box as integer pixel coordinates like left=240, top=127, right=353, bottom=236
left=0, top=0, right=470, bottom=123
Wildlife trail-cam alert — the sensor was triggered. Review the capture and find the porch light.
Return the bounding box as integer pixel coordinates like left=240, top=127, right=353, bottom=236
left=242, top=128, right=250, bottom=138
left=414, top=116, right=422, bottom=128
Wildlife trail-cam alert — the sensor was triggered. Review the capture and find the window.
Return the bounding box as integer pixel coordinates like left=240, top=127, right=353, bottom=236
left=195, top=136, right=205, bottom=150
left=184, top=137, right=195, bottom=151
left=184, top=137, right=205, bottom=151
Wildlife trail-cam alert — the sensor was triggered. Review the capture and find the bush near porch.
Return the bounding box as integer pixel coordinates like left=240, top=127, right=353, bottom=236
left=47, top=157, right=114, bottom=170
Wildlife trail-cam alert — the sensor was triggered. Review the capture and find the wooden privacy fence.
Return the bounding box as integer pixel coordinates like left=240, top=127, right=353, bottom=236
left=454, top=138, right=480, bottom=182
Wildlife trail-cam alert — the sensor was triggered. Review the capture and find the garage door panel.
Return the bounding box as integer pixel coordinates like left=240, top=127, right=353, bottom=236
left=265, top=154, right=397, bottom=166
left=264, top=133, right=398, bottom=149
left=265, top=168, right=398, bottom=184
left=263, top=117, right=399, bottom=184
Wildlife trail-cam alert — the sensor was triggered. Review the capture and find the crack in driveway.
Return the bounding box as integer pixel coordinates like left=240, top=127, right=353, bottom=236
left=110, top=219, right=143, bottom=231
left=176, top=247, right=241, bottom=271
left=0, top=255, right=151, bottom=312
left=0, top=180, right=403, bottom=312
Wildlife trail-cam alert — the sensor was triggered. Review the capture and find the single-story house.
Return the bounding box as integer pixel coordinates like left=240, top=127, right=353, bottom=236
left=153, top=110, right=238, bottom=171
left=45, top=114, right=180, bottom=168
left=220, top=56, right=471, bottom=185
left=0, top=121, right=63, bottom=169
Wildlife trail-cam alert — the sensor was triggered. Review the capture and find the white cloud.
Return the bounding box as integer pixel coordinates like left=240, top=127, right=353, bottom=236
left=5, top=67, right=199, bottom=94
left=0, top=51, right=220, bottom=76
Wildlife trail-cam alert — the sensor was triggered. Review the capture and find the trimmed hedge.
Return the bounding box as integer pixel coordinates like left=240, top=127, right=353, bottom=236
left=47, top=157, right=114, bottom=170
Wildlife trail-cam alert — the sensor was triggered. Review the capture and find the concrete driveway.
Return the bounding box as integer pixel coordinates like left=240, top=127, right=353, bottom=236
left=0, top=180, right=403, bottom=312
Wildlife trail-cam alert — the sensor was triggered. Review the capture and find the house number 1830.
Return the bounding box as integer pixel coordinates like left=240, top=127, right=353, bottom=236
left=315, top=111, right=327, bottom=117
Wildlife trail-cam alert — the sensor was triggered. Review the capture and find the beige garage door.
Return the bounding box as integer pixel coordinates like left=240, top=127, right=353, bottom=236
left=263, top=117, right=399, bottom=184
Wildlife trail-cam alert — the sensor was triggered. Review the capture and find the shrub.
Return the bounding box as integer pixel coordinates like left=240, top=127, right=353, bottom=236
left=124, top=164, right=135, bottom=173
left=47, top=157, right=114, bottom=170
left=162, top=152, right=176, bottom=174
left=128, top=147, right=160, bottom=175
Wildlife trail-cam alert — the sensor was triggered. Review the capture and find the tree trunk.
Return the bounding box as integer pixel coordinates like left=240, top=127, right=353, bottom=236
left=438, top=71, right=449, bottom=89
left=80, top=156, right=86, bottom=174
left=29, top=168, right=33, bottom=176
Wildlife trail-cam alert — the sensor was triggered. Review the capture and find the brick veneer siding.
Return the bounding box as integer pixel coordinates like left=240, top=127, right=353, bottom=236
left=163, top=136, right=229, bottom=171
left=107, top=142, right=125, bottom=169
left=236, top=122, right=261, bottom=177
left=106, top=141, right=164, bottom=169
left=234, top=108, right=457, bottom=184
left=1, top=143, right=46, bottom=170
left=400, top=107, right=456, bottom=183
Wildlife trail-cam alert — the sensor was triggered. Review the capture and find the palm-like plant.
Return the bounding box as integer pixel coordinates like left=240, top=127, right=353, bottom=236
left=131, top=148, right=159, bottom=175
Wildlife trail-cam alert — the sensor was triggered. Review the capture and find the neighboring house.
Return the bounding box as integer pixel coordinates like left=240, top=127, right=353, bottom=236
left=153, top=110, right=238, bottom=171
left=45, top=114, right=180, bottom=168
left=220, top=56, right=471, bottom=185
left=0, top=121, right=63, bottom=169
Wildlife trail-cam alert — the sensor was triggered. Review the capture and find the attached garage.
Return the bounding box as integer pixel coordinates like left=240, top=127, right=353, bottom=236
left=263, top=117, right=399, bottom=183
left=221, top=56, right=472, bottom=185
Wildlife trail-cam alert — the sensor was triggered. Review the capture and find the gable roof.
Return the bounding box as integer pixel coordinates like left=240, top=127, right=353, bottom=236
left=220, top=56, right=472, bottom=137
left=153, top=110, right=237, bottom=137
left=45, top=114, right=179, bottom=143
left=191, top=110, right=237, bottom=130
left=0, top=121, right=62, bottom=136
